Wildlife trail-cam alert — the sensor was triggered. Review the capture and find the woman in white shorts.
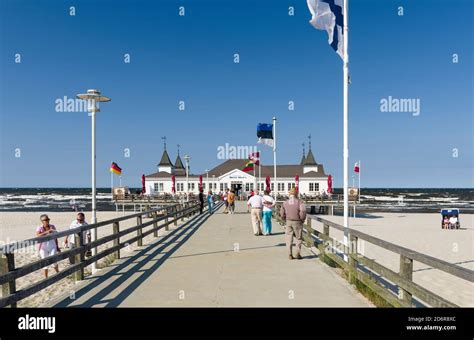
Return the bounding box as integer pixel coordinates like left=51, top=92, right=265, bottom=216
left=36, top=214, right=60, bottom=278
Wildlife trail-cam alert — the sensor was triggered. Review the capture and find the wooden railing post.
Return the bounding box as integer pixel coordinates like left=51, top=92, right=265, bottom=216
left=113, top=221, right=120, bottom=259
left=137, top=215, right=143, bottom=247
left=181, top=203, right=186, bottom=221
left=348, top=235, right=358, bottom=284
left=399, top=255, right=413, bottom=304
left=304, top=217, right=314, bottom=248
left=174, top=206, right=178, bottom=226
left=0, top=252, right=16, bottom=307
left=73, top=233, right=84, bottom=282
left=318, top=223, right=330, bottom=257
left=164, top=209, right=170, bottom=231
left=153, top=211, right=159, bottom=237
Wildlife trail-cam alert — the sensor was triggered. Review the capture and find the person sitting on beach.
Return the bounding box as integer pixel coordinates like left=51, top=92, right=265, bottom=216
left=36, top=214, right=60, bottom=278
left=442, top=216, right=449, bottom=229
left=64, top=212, right=91, bottom=264
left=449, top=215, right=458, bottom=229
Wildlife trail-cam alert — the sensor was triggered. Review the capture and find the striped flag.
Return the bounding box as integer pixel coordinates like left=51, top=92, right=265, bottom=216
left=242, top=160, right=255, bottom=173
left=257, top=123, right=274, bottom=147
left=110, top=162, right=122, bottom=175
left=307, top=0, right=344, bottom=59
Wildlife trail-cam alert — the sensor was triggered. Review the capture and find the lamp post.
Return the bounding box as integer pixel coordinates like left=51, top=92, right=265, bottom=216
left=205, top=169, right=209, bottom=192
left=76, top=89, right=111, bottom=273
left=184, top=155, right=190, bottom=201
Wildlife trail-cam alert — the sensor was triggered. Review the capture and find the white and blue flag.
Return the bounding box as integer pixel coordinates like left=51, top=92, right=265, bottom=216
left=307, top=0, right=344, bottom=59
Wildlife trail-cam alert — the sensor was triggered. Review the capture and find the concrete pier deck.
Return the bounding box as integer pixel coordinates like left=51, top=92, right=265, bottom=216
left=50, top=201, right=371, bottom=307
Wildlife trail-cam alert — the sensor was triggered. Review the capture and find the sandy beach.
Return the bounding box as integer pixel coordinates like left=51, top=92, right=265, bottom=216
left=1, top=210, right=473, bottom=307
left=0, top=210, right=170, bottom=307
left=318, top=212, right=474, bottom=307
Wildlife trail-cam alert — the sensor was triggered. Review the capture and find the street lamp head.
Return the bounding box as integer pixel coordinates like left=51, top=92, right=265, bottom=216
left=76, top=89, right=111, bottom=112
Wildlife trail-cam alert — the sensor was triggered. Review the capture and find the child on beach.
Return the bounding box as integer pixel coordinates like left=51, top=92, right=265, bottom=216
left=36, top=214, right=60, bottom=278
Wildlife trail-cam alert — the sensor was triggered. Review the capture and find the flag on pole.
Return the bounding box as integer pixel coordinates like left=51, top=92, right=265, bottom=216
left=110, top=162, right=122, bottom=175
left=354, top=161, right=360, bottom=173
left=249, top=151, right=260, bottom=165
left=307, top=0, right=344, bottom=60
left=257, top=123, right=274, bottom=147
left=242, top=160, right=255, bottom=173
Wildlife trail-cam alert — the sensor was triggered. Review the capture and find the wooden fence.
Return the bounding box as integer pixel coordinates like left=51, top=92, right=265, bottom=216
left=274, top=202, right=474, bottom=307
left=0, top=200, right=202, bottom=308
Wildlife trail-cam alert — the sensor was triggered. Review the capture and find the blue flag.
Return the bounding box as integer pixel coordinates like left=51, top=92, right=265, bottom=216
left=257, top=123, right=274, bottom=147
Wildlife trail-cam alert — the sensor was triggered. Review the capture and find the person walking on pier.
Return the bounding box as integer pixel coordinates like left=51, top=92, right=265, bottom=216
left=207, top=191, right=214, bottom=215
left=36, top=214, right=61, bottom=278
left=64, top=212, right=91, bottom=264
left=262, top=190, right=275, bottom=235
left=223, top=188, right=229, bottom=214
left=280, top=188, right=306, bottom=260
left=228, top=189, right=236, bottom=214
left=247, top=190, right=263, bottom=236
left=198, top=190, right=205, bottom=214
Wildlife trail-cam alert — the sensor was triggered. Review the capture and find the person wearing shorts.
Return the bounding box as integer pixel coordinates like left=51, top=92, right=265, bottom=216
left=36, top=214, right=60, bottom=278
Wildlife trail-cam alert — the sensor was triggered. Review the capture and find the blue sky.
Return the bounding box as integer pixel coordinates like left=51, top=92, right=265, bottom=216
left=0, top=0, right=472, bottom=188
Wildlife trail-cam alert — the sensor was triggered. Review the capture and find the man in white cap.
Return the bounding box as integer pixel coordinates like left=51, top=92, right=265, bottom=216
left=280, top=187, right=306, bottom=260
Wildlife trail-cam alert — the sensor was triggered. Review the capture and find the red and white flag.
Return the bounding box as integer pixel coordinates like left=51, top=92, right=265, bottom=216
left=354, top=161, right=360, bottom=173
left=249, top=151, right=260, bottom=165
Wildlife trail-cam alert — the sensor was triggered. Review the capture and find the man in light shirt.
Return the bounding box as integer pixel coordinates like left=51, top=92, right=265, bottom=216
left=247, top=190, right=264, bottom=236
left=64, top=212, right=91, bottom=264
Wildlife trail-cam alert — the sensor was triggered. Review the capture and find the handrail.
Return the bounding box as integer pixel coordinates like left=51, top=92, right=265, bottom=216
left=309, top=215, right=473, bottom=282
left=0, top=200, right=203, bottom=308
left=274, top=202, right=472, bottom=307
left=0, top=201, right=195, bottom=254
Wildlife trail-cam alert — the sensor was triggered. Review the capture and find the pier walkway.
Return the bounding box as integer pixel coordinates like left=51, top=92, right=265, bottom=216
left=49, top=202, right=370, bottom=307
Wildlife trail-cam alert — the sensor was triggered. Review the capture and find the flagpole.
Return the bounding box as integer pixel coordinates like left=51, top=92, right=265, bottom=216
left=358, top=159, right=361, bottom=203
left=272, top=117, right=277, bottom=199
left=258, top=148, right=261, bottom=192
left=342, top=0, right=349, bottom=262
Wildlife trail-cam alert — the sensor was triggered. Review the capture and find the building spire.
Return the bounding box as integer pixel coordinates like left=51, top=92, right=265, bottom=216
left=300, top=142, right=306, bottom=165
left=308, top=134, right=312, bottom=151
left=177, top=143, right=180, bottom=156
left=161, top=136, right=167, bottom=151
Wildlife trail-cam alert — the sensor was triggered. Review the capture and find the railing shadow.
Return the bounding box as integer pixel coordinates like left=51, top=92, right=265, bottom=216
left=53, top=210, right=213, bottom=307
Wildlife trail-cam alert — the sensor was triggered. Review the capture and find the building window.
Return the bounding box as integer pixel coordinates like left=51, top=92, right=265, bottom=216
left=154, top=183, right=159, bottom=192
left=309, top=183, right=320, bottom=192
left=213, top=183, right=217, bottom=190
left=250, top=183, right=254, bottom=191
left=245, top=183, right=249, bottom=191
left=220, top=183, right=224, bottom=191
left=277, top=183, right=284, bottom=191
left=159, top=183, right=164, bottom=191
left=271, top=183, right=274, bottom=191
left=202, top=183, right=206, bottom=190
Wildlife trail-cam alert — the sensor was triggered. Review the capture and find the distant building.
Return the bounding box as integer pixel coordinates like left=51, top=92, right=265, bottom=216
left=145, top=146, right=329, bottom=197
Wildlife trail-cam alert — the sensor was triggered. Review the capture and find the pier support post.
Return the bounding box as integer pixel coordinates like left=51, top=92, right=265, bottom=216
left=153, top=211, right=159, bottom=237
left=137, top=216, right=143, bottom=247
left=0, top=252, right=16, bottom=308
left=73, top=233, right=84, bottom=281
left=399, top=255, right=413, bottom=304
left=113, top=221, right=120, bottom=259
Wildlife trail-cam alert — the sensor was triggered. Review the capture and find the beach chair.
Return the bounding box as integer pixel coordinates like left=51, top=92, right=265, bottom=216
left=441, top=209, right=460, bottom=229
